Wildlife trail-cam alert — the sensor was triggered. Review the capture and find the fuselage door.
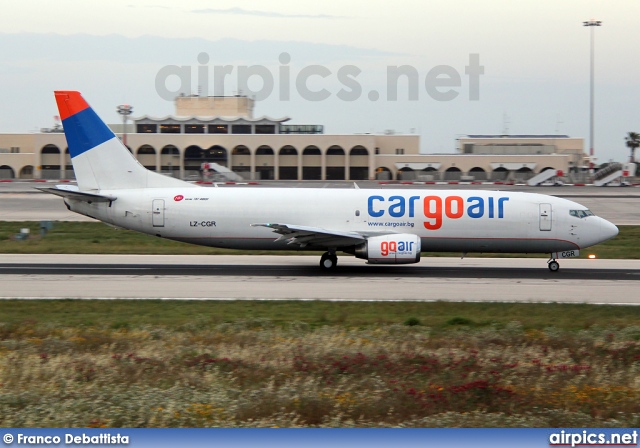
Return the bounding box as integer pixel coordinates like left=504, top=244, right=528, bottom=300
left=539, top=203, right=552, bottom=231
left=152, top=199, right=165, bottom=227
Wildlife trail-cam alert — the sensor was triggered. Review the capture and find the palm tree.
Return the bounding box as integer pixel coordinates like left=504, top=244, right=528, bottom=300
left=625, top=132, right=640, bottom=163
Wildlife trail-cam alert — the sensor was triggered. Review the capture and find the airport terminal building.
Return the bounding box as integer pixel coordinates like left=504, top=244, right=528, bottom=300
left=0, top=95, right=586, bottom=182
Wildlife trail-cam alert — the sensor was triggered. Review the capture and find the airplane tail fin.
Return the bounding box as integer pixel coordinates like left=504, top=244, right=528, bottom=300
left=54, top=91, right=194, bottom=191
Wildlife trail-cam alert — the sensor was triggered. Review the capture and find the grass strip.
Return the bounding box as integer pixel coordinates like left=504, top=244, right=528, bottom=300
left=2, top=299, right=640, bottom=330
left=2, top=300, right=640, bottom=427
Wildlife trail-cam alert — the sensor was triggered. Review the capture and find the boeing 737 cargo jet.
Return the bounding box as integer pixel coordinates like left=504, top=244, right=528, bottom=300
left=40, top=91, right=619, bottom=271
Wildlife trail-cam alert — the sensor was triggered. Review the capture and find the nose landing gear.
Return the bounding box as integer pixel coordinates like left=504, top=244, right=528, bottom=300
left=547, top=258, right=560, bottom=272
left=320, top=251, right=338, bottom=270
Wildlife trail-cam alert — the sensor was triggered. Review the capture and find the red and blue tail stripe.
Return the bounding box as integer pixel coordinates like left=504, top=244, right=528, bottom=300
left=54, top=91, right=115, bottom=159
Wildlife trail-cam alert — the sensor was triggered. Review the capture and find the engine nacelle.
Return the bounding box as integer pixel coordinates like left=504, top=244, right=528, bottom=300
left=355, top=234, right=421, bottom=264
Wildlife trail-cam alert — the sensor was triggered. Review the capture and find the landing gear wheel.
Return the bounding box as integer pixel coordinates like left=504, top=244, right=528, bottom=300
left=548, top=260, right=560, bottom=272
left=320, top=252, right=338, bottom=270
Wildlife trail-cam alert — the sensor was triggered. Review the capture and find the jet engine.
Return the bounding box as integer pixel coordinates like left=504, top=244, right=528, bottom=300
left=354, top=234, right=421, bottom=264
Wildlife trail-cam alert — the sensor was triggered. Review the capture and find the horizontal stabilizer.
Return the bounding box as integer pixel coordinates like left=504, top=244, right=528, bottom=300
left=36, top=187, right=117, bottom=204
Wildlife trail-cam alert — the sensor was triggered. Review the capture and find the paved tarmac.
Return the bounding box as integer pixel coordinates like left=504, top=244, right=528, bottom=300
left=1, top=255, right=639, bottom=304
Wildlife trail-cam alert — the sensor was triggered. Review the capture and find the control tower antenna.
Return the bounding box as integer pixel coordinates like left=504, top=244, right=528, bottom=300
left=502, top=112, right=510, bottom=135
left=554, top=114, right=564, bottom=134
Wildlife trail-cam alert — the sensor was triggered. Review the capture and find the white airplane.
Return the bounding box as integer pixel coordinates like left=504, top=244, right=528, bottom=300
left=41, top=91, right=619, bottom=272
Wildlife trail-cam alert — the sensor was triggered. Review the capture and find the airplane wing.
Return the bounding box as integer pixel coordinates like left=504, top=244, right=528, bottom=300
left=36, top=186, right=117, bottom=204
left=251, top=223, right=366, bottom=248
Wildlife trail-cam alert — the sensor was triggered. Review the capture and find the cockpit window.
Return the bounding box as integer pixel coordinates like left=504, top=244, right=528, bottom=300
left=569, top=209, right=594, bottom=218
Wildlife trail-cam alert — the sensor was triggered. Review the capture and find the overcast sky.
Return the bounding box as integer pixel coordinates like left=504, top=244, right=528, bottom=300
left=1, top=0, right=639, bottom=162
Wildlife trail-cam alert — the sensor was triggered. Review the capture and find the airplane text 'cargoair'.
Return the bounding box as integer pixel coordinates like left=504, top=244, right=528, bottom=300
left=367, top=195, right=510, bottom=230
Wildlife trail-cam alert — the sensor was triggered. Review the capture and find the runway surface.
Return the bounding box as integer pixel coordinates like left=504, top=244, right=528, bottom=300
left=2, top=255, right=639, bottom=304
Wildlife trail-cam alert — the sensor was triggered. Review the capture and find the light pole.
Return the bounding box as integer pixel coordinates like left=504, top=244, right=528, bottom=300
left=117, top=104, right=133, bottom=148
left=583, top=19, right=601, bottom=170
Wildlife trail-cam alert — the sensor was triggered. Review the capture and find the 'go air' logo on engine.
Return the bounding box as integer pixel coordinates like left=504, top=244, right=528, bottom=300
left=380, top=240, right=416, bottom=256
left=174, top=195, right=184, bottom=202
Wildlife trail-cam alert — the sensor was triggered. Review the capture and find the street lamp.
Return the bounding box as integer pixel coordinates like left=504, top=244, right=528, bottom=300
left=116, top=104, right=133, bottom=147
left=583, top=19, right=601, bottom=170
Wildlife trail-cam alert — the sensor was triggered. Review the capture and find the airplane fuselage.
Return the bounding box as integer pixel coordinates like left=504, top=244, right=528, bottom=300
left=65, top=187, right=613, bottom=254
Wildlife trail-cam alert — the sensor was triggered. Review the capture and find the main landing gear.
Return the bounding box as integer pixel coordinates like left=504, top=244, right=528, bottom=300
left=547, top=257, right=560, bottom=272
left=320, top=251, right=338, bottom=270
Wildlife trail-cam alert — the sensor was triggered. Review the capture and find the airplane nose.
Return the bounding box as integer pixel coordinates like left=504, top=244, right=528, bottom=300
left=600, top=218, right=619, bottom=241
